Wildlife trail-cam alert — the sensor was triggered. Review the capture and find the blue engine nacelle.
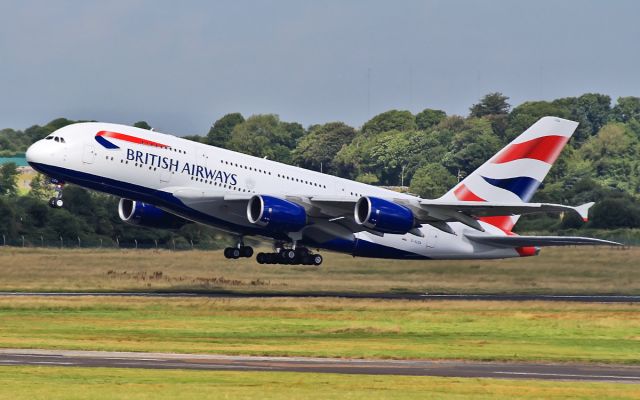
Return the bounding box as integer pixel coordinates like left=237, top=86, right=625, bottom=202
left=118, top=198, right=189, bottom=229
left=354, top=196, right=415, bottom=234
left=247, top=195, right=307, bottom=232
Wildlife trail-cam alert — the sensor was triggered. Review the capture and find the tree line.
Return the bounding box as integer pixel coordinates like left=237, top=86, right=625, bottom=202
left=1, top=92, right=639, bottom=246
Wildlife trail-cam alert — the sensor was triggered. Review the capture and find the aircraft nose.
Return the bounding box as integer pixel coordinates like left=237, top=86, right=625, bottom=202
left=26, top=141, right=45, bottom=165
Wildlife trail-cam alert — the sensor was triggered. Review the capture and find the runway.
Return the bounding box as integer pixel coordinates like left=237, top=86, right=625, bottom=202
left=0, top=291, right=639, bottom=302
left=0, top=349, right=638, bottom=382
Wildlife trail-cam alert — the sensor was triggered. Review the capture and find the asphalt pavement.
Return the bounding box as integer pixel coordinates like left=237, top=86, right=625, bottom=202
left=0, top=349, right=638, bottom=382
left=0, top=291, right=639, bottom=302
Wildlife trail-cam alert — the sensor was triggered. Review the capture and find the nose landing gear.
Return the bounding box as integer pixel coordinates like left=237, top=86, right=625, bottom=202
left=48, top=178, right=65, bottom=208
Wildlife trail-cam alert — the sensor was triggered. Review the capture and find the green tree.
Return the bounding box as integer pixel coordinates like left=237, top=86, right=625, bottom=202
left=410, top=163, right=457, bottom=199
left=361, top=110, right=416, bottom=136
left=292, top=122, right=356, bottom=174
left=441, top=117, right=502, bottom=176
left=469, top=92, right=510, bottom=117
left=206, top=113, right=245, bottom=147
left=0, top=196, right=17, bottom=237
left=611, top=96, right=640, bottom=123
left=133, top=121, right=152, bottom=130
left=415, top=109, right=446, bottom=130
left=0, top=162, right=19, bottom=196
left=591, top=197, right=640, bottom=229
left=553, top=93, right=611, bottom=142
left=228, top=115, right=300, bottom=163
left=29, top=173, right=53, bottom=200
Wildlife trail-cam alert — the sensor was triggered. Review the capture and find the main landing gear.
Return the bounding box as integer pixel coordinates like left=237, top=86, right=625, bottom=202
left=223, top=238, right=254, bottom=259
left=48, top=178, right=65, bottom=208
left=256, top=247, right=323, bottom=266
left=223, top=245, right=254, bottom=259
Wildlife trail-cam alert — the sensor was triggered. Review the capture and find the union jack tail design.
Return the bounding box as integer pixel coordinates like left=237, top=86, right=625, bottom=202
left=442, top=116, right=579, bottom=233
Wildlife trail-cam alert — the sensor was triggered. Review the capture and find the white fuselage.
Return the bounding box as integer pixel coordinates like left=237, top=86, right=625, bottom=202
left=26, top=122, right=520, bottom=260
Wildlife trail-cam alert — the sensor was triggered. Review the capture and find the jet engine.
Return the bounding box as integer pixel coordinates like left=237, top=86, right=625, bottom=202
left=247, top=195, right=307, bottom=232
left=118, top=198, right=189, bottom=229
left=354, top=196, right=415, bottom=234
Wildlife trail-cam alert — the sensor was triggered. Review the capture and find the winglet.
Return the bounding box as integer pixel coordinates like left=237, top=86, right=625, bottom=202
left=575, top=202, right=595, bottom=222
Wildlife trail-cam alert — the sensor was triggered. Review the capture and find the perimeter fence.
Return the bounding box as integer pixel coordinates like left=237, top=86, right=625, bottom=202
left=0, top=234, right=227, bottom=251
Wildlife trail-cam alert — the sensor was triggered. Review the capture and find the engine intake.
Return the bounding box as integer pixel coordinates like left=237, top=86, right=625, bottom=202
left=354, top=196, right=415, bottom=234
left=247, top=195, right=307, bottom=232
left=118, top=198, right=188, bottom=229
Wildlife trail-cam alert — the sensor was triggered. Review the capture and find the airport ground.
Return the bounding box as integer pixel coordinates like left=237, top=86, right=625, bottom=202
left=0, top=246, right=638, bottom=398
left=0, top=246, right=637, bottom=294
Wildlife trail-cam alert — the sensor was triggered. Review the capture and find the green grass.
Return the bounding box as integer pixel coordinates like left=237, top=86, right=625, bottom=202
left=0, top=366, right=638, bottom=400
left=1, top=296, right=639, bottom=364
left=0, top=246, right=638, bottom=294
left=0, top=367, right=640, bottom=400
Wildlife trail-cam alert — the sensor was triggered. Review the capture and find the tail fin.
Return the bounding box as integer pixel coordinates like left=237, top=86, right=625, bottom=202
left=442, top=116, right=579, bottom=232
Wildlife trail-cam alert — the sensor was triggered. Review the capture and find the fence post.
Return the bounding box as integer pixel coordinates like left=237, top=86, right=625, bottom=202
left=21, top=235, right=24, bottom=248
left=172, top=239, right=176, bottom=251
left=190, top=240, right=194, bottom=250
left=77, top=236, right=81, bottom=248
left=40, top=235, right=44, bottom=247
left=154, top=240, right=158, bottom=249
left=2, top=234, right=5, bottom=246
left=134, top=239, right=138, bottom=249
left=100, top=238, right=103, bottom=248
left=116, top=237, right=119, bottom=248
left=59, top=236, right=63, bottom=249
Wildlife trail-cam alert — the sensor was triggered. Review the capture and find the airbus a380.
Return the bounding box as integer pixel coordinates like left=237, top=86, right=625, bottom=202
left=25, top=116, right=618, bottom=265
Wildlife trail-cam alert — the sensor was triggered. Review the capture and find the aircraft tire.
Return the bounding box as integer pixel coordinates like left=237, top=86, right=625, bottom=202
left=312, top=254, right=323, bottom=266
left=242, top=246, right=254, bottom=258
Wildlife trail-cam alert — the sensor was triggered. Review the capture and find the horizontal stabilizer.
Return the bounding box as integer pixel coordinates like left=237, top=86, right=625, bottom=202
left=465, top=233, right=621, bottom=248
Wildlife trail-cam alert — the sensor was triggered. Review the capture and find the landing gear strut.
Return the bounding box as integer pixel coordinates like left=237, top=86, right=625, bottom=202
left=223, top=237, right=253, bottom=259
left=256, top=247, right=322, bottom=266
left=48, top=178, right=65, bottom=208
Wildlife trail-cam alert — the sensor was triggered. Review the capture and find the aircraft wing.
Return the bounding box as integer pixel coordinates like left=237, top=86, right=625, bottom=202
left=465, top=233, right=621, bottom=247
left=309, top=196, right=594, bottom=233
left=169, top=189, right=597, bottom=236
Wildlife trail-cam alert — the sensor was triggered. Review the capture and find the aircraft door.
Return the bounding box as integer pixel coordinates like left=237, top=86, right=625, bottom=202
left=82, top=145, right=96, bottom=164
left=160, top=168, right=172, bottom=183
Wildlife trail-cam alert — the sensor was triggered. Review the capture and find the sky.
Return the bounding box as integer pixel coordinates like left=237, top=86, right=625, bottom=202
left=1, top=0, right=639, bottom=135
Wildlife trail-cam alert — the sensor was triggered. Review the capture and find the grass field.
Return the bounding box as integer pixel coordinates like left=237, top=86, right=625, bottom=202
left=0, top=296, right=638, bottom=364
left=0, top=246, right=637, bottom=294
left=1, top=366, right=638, bottom=400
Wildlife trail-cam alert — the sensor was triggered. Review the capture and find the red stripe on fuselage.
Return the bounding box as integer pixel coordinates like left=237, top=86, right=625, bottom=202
left=492, top=135, right=569, bottom=164
left=453, top=184, right=514, bottom=233
left=96, top=131, right=169, bottom=149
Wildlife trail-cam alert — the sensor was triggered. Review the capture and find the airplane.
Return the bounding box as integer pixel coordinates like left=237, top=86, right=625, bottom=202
left=25, top=116, right=619, bottom=265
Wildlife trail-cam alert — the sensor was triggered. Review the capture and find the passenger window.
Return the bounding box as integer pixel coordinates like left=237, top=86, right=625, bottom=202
left=54, top=137, right=60, bottom=142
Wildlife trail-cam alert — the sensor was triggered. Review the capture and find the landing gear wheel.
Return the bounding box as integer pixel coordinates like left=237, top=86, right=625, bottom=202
left=48, top=197, right=63, bottom=208
left=312, top=254, right=323, bottom=266
left=241, top=246, right=254, bottom=258
left=256, top=252, right=266, bottom=264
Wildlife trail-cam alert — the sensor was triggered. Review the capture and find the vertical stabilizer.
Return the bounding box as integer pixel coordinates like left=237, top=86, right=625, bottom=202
left=441, top=116, right=579, bottom=232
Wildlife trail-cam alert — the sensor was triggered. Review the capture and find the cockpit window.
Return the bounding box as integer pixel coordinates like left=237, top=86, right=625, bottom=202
left=60, top=137, right=66, bottom=143
left=45, top=136, right=53, bottom=140
left=54, top=137, right=60, bottom=142
left=46, top=135, right=66, bottom=143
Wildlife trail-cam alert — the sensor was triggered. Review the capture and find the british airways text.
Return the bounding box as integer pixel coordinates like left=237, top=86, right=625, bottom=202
left=126, top=149, right=238, bottom=185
